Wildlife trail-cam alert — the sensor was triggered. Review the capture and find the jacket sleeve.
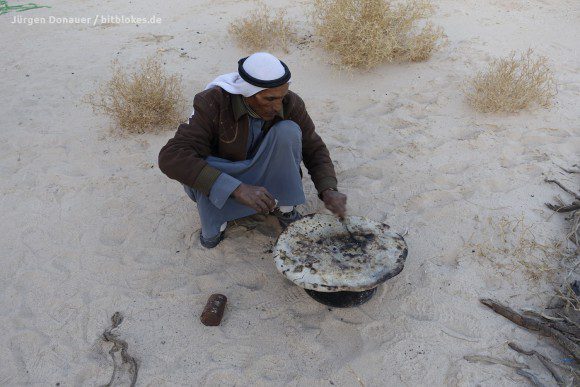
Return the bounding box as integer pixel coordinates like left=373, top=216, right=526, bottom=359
left=289, top=94, right=338, bottom=196
left=158, top=92, right=223, bottom=196
left=208, top=173, right=241, bottom=209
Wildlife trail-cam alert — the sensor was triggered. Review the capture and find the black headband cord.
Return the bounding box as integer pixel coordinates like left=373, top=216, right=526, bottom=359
left=237, top=57, right=291, bottom=88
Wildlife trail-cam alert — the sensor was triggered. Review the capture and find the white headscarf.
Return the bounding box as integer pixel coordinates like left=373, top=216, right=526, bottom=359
left=191, top=52, right=291, bottom=117
left=204, top=72, right=266, bottom=98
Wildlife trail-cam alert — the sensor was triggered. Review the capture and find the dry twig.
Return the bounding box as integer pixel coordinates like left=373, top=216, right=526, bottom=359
left=508, top=342, right=566, bottom=385
left=102, top=312, right=139, bottom=387
left=545, top=179, right=580, bottom=201
left=516, top=369, right=546, bottom=387
left=480, top=299, right=580, bottom=361
left=463, top=355, right=528, bottom=370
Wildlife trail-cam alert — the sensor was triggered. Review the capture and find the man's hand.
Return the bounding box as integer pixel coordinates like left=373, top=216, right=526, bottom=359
left=321, top=189, right=347, bottom=218
left=232, top=183, right=276, bottom=214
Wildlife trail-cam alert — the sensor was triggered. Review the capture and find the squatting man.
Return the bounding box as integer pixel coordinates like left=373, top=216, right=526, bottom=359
left=159, top=52, right=347, bottom=248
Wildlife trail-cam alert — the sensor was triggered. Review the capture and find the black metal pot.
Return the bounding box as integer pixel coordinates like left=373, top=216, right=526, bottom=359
left=304, top=287, right=377, bottom=308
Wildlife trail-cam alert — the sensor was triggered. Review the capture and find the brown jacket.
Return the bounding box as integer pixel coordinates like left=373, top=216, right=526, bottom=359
left=158, top=87, right=337, bottom=196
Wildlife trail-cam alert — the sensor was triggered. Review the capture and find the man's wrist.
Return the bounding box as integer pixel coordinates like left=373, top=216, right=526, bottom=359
left=208, top=173, right=242, bottom=209
left=230, top=184, right=242, bottom=199
left=320, top=187, right=338, bottom=200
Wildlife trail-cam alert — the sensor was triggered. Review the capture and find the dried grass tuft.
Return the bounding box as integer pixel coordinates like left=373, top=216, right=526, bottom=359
left=84, top=56, right=185, bottom=134
left=468, top=215, right=565, bottom=282
left=312, top=0, right=443, bottom=69
left=556, top=282, right=580, bottom=311
left=567, top=209, right=580, bottom=248
left=466, top=49, right=557, bottom=113
left=228, top=5, right=298, bottom=53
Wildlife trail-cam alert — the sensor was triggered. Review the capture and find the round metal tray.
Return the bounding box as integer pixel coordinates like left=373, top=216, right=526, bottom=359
left=274, top=213, right=407, bottom=300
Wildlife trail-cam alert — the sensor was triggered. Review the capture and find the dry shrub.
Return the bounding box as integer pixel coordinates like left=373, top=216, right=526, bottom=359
left=557, top=282, right=580, bottom=311
left=466, top=49, right=557, bottom=113
left=312, top=0, right=443, bottom=69
left=229, top=5, right=297, bottom=53
left=469, top=215, right=565, bottom=282
left=84, top=56, right=185, bottom=133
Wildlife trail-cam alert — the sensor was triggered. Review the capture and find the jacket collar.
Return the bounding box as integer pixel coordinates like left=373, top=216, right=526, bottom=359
left=231, top=94, right=284, bottom=121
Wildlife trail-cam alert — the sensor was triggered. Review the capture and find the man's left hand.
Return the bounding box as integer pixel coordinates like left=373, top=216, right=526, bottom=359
left=321, top=189, right=347, bottom=218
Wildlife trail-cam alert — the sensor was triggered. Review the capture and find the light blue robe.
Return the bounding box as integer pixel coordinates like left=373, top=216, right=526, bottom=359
left=183, top=119, right=306, bottom=238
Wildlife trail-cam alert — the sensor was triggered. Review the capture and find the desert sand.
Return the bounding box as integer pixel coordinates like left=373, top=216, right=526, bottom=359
left=1, top=0, right=579, bottom=385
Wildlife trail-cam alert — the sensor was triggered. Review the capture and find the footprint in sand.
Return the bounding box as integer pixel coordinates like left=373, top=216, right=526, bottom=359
left=387, top=117, right=420, bottom=131
left=193, top=272, right=230, bottom=294
left=226, top=265, right=266, bottom=291
left=8, top=331, right=54, bottom=382
left=247, top=354, right=296, bottom=381
left=208, top=344, right=256, bottom=368
left=317, top=319, right=364, bottom=363
left=353, top=100, right=403, bottom=117
left=99, top=198, right=127, bottom=218
left=479, top=176, right=524, bottom=193
left=361, top=320, right=406, bottom=349
left=438, top=162, right=471, bottom=175
left=200, top=367, right=242, bottom=385
left=339, top=164, right=384, bottom=180
left=99, top=222, right=128, bottom=246
left=437, top=306, right=482, bottom=342
left=399, top=293, right=437, bottom=322
left=252, top=283, right=319, bottom=319
left=285, top=287, right=322, bottom=316
left=404, top=102, right=430, bottom=120
left=409, top=92, right=439, bottom=105
left=135, top=34, right=174, bottom=43
left=404, top=190, right=464, bottom=213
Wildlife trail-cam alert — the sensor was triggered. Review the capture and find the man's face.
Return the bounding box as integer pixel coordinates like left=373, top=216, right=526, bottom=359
left=245, top=83, right=289, bottom=121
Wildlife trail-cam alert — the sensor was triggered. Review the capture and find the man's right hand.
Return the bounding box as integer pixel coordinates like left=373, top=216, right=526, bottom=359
left=231, top=183, right=276, bottom=214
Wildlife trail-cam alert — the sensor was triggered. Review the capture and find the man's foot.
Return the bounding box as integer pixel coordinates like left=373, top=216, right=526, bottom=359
left=200, top=230, right=225, bottom=248
left=272, top=208, right=303, bottom=230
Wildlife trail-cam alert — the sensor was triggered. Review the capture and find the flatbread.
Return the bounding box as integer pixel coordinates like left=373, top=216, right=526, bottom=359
left=274, top=213, right=407, bottom=292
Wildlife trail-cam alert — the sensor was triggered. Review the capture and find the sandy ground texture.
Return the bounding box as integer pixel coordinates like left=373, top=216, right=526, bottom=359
left=1, top=0, right=579, bottom=385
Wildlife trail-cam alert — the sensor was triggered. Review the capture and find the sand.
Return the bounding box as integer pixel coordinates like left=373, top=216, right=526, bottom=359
left=1, top=0, right=579, bottom=385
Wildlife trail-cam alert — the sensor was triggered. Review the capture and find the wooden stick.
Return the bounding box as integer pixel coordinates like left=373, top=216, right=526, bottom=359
left=516, top=369, right=546, bottom=387
left=544, top=179, right=580, bottom=200
left=463, top=355, right=528, bottom=370
left=545, top=202, right=580, bottom=213
left=508, top=342, right=566, bottom=385
left=523, top=310, right=580, bottom=337
left=558, top=165, right=580, bottom=174
left=480, top=299, right=580, bottom=361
